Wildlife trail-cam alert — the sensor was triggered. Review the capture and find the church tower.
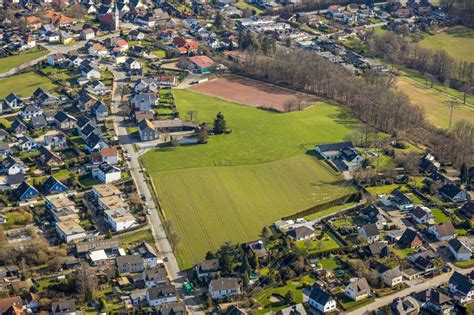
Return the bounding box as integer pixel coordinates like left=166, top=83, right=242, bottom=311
left=113, top=0, right=120, bottom=31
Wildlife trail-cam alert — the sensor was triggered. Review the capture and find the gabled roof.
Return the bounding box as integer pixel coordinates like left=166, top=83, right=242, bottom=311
left=14, top=182, right=39, bottom=198
left=390, top=188, right=412, bottom=205
left=147, top=284, right=176, bottom=300
left=51, top=299, right=76, bottom=313
left=414, top=289, right=451, bottom=306
left=439, top=182, right=463, bottom=199
left=42, top=176, right=68, bottom=193
left=365, top=242, right=388, bottom=256
left=360, top=223, right=378, bottom=237
left=286, top=226, right=315, bottom=239
left=449, top=272, right=473, bottom=295
left=317, top=141, right=353, bottom=153
left=188, top=55, right=215, bottom=69
left=196, top=259, right=219, bottom=273
left=347, top=277, right=370, bottom=297
left=209, top=278, right=240, bottom=292
left=138, top=119, right=155, bottom=131
left=398, top=228, right=420, bottom=247
left=309, top=286, right=333, bottom=305
left=448, top=238, right=471, bottom=254
left=54, top=111, right=76, bottom=123
left=432, top=222, right=455, bottom=237
left=98, top=162, right=120, bottom=174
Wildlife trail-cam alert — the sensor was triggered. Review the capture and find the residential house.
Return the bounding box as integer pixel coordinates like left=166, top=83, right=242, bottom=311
left=411, top=206, right=434, bottom=224
left=0, top=296, right=23, bottom=315
left=381, top=189, right=414, bottom=211
left=88, top=43, right=109, bottom=58
left=156, top=302, right=186, bottom=315
left=81, top=65, right=101, bottom=80
left=80, top=28, right=95, bottom=40
left=51, top=300, right=76, bottom=315
left=208, top=278, right=241, bottom=299
left=358, top=224, right=379, bottom=244
left=345, top=277, right=370, bottom=301
left=461, top=201, right=474, bottom=219
left=42, top=176, right=68, bottom=194
left=17, top=135, right=38, bottom=151
left=398, top=228, right=423, bottom=249
left=54, top=111, right=77, bottom=130
left=32, top=88, right=58, bottom=106
left=439, top=182, right=468, bottom=203
left=1, top=156, right=27, bottom=175
left=125, top=57, right=141, bottom=70
left=360, top=205, right=386, bottom=229
left=448, top=272, right=474, bottom=304
left=142, top=267, right=167, bottom=288
left=138, top=119, right=157, bottom=141
left=146, top=285, right=177, bottom=306
left=87, top=81, right=108, bottom=96
left=30, top=115, right=48, bottom=130
left=100, top=147, right=119, bottom=165
left=116, top=255, right=145, bottom=273
left=38, top=147, right=64, bottom=168
left=414, top=289, right=454, bottom=315
left=104, top=208, right=137, bottom=232
left=195, top=259, right=220, bottom=281
left=134, top=78, right=160, bottom=93
left=3, top=93, right=24, bottom=110
left=44, top=132, right=67, bottom=149
left=429, top=222, right=455, bottom=241
left=308, top=286, right=336, bottom=313
left=364, top=242, right=389, bottom=258
left=448, top=238, right=472, bottom=261
left=90, top=101, right=108, bottom=121
left=286, top=226, right=315, bottom=241
left=131, top=93, right=158, bottom=112
left=315, top=141, right=364, bottom=171
left=391, top=296, right=419, bottom=315
left=95, top=162, right=121, bottom=183
left=56, top=220, right=86, bottom=243
left=373, top=262, right=403, bottom=287
left=25, top=292, right=40, bottom=311
left=92, top=183, right=121, bottom=200
left=247, top=240, right=268, bottom=261
left=85, top=133, right=108, bottom=153
left=20, top=105, right=43, bottom=120
left=0, top=142, right=10, bottom=157
left=131, top=242, right=158, bottom=268
left=10, top=119, right=28, bottom=134
left=47, top=53, right=67, bottom=66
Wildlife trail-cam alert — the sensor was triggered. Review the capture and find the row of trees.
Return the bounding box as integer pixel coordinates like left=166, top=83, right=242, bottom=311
left=366, top=31, right=474, bottom=88
left=227, top=48, right=473, bottom=167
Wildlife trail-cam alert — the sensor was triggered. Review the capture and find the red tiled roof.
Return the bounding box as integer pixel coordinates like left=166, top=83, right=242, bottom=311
left=188, top=55, right=215, bottom=69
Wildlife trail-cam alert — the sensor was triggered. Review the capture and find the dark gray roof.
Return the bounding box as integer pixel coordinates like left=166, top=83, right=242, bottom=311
left=361, top=223, right=379, bottom=237
left=448, top=238, right=471, bottom=254
left=439, top=182, right=463, bottom=199
left=449, top=272, right=473, bottom=295
left=209, top=278, right=240, bottom=292
left=316, top=141, right=353, bottom=153
left=196, top=259, right=220, bottom=273
left=286, top=226, right=315, bottom=239
left=147, top=284, right=176, bottom=300
left=116, top=255, right=143, bottom=266
left=309, top=286, right=333, bottom=306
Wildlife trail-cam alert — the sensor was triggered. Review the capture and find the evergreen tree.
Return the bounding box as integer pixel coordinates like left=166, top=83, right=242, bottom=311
left=240, top=255, right=251, bottom=276
left=197, top=123, right=209, bottom=144
left=214, top=12, right=224, bottom=29
left=205, top=251, right=216, bottom=260
left=213, top=112, right=226, bottom=134
left=460, top=163, right=468, bottom=183
left=284, top=290, right=293, bottom=304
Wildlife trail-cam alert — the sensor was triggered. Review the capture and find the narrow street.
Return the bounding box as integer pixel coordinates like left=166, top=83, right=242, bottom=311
left=108, top=66, right=204, bottom=314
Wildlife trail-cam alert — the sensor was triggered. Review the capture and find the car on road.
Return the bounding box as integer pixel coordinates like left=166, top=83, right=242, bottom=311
left=141, top=194, right=146, bottom=201
left=147, top=208, right=151, bottom=215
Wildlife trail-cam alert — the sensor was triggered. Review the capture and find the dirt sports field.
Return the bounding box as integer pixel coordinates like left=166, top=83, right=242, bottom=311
left=190, top=75, right=316, bottom=112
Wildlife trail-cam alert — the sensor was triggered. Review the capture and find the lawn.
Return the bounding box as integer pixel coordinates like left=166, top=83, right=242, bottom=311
left=455, top=259, right=474, bottom=268
left=304, top=202, right=357, bottom=221
left=0, top=49, right=48, bottom=73
left=255, top=274, right=315, bottom=312
left=418, top=26, right=474, bottom=63
left=52, top=169, right=72, bottom=182
left=318, top=257, right=339, bottom=270
left=119, top=229, right=155, bottom=249
left=154, top=156, right=352, bottom=267
left=337, top=294, right=374, bottom=312
left=152, top=49, right=166, bottom=58
left=395, top=76, right=474, bottom=129
left=432, top=208, right=449, bottom=223
left=366, top=184, right=408, bottom=196
left=295, top=233, right=340, bottom=254
left=141, top=90, right=357, bottom=268
left=392, top=247, right=414, bottom=259
left=0, top=72, right=58, bottom=98
left=142, top=90, right=357, bottom=172
left=233, top=1, right=264, bottom=14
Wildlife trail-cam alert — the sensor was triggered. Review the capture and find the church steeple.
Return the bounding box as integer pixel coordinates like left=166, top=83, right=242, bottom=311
left=113, top=0, right=120, bottom=31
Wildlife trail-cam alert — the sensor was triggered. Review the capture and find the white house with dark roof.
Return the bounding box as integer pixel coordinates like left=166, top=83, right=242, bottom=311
left=439, top=182, right=468, bottom=203
left=358, top=223, right=379, bottom=244
left=286, top=226, right=315, bottom=241
left=195, top=259, right=220, bottom=281
left=131, top=242, right=158, bottom=268
left=315, top=142, right=364, bottom=171
left=308, top=286, right=336, bottom=313
left=448, top=238, right=472, bottom=261
left=94, top=162, right=121, bottom=183
left=448, top=272, right=474, bottom=304
left=146, top=284, right=177, bottom=306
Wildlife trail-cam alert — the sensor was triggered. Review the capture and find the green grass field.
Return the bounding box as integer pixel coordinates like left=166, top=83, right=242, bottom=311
left=233, top=1, right=264, bottom=14
left=0, top=49, right=48, bottom=73
left=0, top=72, right=58, bottom=98
left=395, top=76, right=474, bottom=128
left=419, top=27, right=474, bottom=63
left=142, top=90, right=356, bottom=268
left=153, top=155, right=353, bottom=267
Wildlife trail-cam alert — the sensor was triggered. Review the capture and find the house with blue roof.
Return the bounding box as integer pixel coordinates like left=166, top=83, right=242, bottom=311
left=14, top=182, right=40, bottom=200
left=42, top=176, right=68, bottom=195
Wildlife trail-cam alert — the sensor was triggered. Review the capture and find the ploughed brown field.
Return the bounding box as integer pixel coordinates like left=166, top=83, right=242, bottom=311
left=190, top=75, right=316, bottom=112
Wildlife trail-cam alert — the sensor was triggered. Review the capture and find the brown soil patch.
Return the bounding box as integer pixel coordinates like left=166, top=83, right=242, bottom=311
left=190, top=75, right=316, bottom=112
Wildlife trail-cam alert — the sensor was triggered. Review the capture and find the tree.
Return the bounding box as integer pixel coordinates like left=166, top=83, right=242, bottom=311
left=240, top=255, right=251, bottom=276
left=460, top=163, right=468, bottom=183
left=213, top=112, right=227, bottom=134
left=75, top=265, right=98, bottom=302
left=261, top=226, right=270, bottom=241
left=197, top=123, right=209, bottom=144
left=284, top=290, right=293, bottom=304
left=205, top=251, right=216, bottom=260
left=214, top=12, right=224, bottom=29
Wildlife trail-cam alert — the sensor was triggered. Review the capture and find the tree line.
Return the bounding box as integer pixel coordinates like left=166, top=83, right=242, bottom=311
left=226, top=47, right=473, bottom=167
left=366, top=31, right=474, bottom=90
